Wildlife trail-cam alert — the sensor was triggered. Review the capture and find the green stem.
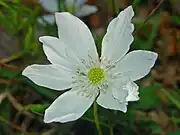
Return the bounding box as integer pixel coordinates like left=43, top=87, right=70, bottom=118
left=114, top=0, right=119, bottom=15
left=93, top=102, right=103, bottom=135
left=0, top=52, right=23, bottom=63
left=82, top=117, right=110, bottom=128
left=110, top=127, right=114, bottom=135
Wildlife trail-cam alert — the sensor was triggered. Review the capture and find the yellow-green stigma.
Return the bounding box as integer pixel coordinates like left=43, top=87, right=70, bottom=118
left=88, top=67, right=104, bottom=84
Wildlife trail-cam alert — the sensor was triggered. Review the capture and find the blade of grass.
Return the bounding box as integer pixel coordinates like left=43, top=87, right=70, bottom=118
left=161, top=89, right=180, bottom=110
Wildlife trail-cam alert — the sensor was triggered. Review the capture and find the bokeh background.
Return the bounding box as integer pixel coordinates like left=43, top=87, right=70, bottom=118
left=0, top=0, right=180, bottom=135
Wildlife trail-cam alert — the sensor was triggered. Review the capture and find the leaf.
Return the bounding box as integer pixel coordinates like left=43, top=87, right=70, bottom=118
left=167, top=130, right=180, bottom=135
left=0, top=12, right=14, bottom=33
left=150, top=122, right=162, bottom=134
left=0, top=68, right=20, bottom=78
left=29, top=104, right=49, bottom=115
left=0, top=1, right=10, bottom=8
left=23, top=104, right=49, bottom=116
left=24, top=26, right=34, bottom=50
left=82, top=106, right=94, bottom=121
left=133, top=0, right=141, bottom=7
left=144, top=20, right=159, bottom=50
left=161, top=89, right=180, bottom=110
left=131, top=85, right=162, bottom=110
left=137, top=120, right=162, bottom=134
left=0, top=98, right=10, bottom=134
left=22, top=78, right=58, bottom=100
left=18, top=7, right=40, bottom=31
left=170, top=16, right=180, bottom=24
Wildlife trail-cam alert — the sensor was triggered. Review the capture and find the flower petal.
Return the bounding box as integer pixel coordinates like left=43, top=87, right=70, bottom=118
left=39, top=0, right=58, bottom=13
left=114, top=50, right=158, bottom=81
left=75, top=5, right=98, bottom=17
left=126, top=82, right=139, bottom=102
left=101, top=6, right=134, bottom=62
left=22, top=64, right=73, bottom=90
left=97, top=89, right=127, bottom=112
left=44, top=90, right=95, bottom=123
left=111, top=76, right=139, bottom=102
left=112, top=88, right=128, bottom=102
left=39, top=36, right=79, bottom=68
left=55, top=12, right=99, bottom=61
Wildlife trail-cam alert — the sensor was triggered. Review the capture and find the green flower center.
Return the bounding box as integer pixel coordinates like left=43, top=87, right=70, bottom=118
left=88, top=67, right=105, bottom=84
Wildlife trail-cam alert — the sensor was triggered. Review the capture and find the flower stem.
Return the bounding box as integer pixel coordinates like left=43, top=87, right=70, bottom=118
left=93, top=102, right=103, bottom=135
left=110, top=127, right=114, bottom=135
left=113, top=0, right=119, bottom=15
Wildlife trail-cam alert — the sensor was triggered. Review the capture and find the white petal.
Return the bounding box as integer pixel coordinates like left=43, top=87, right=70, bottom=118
left=114, top=50, right=158, bottom=81
left=111, top=76, right=139, bottom=102
left=112, top=88, right=128, bottom=102
left=75, top=5, right=98, bottom=17
left=39, top=36, right=79, bottom=68
left=39, top=0, right=58, bottom=13
left=22, top=64, right=73, bottom=90
left=126, top=82, right=139, bottom=101
left=44, top=90, right=95, bottom=123
left=101, top=6, right=134, bottom=62
left=97, top=89, right=127, bottom=112
left=55, top=12, right=99, bottom=61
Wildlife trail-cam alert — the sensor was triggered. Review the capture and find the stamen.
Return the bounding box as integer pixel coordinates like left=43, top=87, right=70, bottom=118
left=88, top=67, right=104, bottom=84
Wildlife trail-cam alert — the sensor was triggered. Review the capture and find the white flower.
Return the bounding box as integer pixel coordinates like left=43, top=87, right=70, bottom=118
left=38, top=0, right=97, bottom=25
left=22, top=6, right=158, bottom=123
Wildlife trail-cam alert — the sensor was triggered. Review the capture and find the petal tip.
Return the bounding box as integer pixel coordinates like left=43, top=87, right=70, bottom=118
left=43, top=109, right=52, bottom=123
left=39, top=36, right=48, bottom=43
left=22, top=66, right=30, bottom=77
left=121, top=105, right=127, bottom=113
left=123, top=110, right=127, bottom=113
left=123, top=5, right=134, bottom=18
left=153, top=52, right=158, bottom=60
left=39, top=36, right=44, bottom=43
left=128, top=5, right=133, bottom=10
left=21, top=64, right=39, bottom=77
left=22, top=69, right=26, bottom=77
left=148, top=51, right=158, bottom=64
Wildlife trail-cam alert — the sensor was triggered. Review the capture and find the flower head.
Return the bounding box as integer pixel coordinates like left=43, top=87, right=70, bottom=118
left=22, top=6, right=158, bottom=123
left=38, top=0, right=97, bottom=24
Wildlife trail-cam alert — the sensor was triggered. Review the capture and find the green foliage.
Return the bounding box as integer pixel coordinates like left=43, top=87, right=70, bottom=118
left=0, top=98, right=11, bottom=135
left=138, top=120, right=162, bottom=134
left=18, top=7, right=40, bottom=32
left=0, top=1, right=32, bottom=34
left=25, top=104, right=49, bottom=115
left=133, top=14, right=160, bottom=50
left=167, top=130, right=180, bottom=135
left=22, top=78, right=58, bottom=100
left=133, top=0, right=141, bottom=7
left=170, top=16, right=180, bottom=25
left=0, top=68, right=20, bottom=78
left=131, top=85, right=162, bottom=110
left=162, top=89, right=180, bottom=110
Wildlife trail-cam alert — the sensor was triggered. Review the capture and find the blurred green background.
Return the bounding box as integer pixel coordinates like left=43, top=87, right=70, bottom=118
left=0, top=0, right=180, bottom=135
